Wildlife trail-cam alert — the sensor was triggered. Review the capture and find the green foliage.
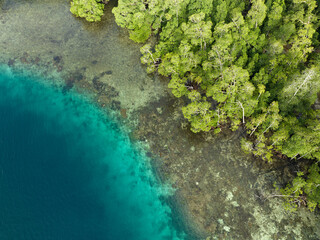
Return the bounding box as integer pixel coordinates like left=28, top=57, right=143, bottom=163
left=111, top=0, right=153, bottom=42
left=70, top=0, right=106, bottom=22
left=181, top=13, right=213, bottom=49
left=280, top=164, right=320, bottom=212
left=182, top=100, right=218, bottom=133
left=168, top=75, right=188, bottom=98
left=247, top=0, right=267, bottom=29
left=279, top=172, right=307, bottom=212
left=113, top=0, right=320, bottom=211
left=304, top=164, right=320, bottom=211
left=279, top=67, right=320, bottom=113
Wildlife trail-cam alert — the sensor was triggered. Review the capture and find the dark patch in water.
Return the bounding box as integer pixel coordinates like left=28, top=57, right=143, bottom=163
left=100, top=70, right=112, bottom=77
left=105, top=84, right=119, bottom=98
left=64, top=30, right=75, bottom=43
left=32, top=56, right=40, bottom=64
left=63, top=79, right=74, bottom=93
left=8, top=58, right=15, bottom=66
left=63, top=71, right=84, bottom=92
left=73, top=72, right=84, bottom=81
left=53, top=56, right=63, bottom=72
left=48, top=37, right=62, bottom=45
left=53, top=56, right=62, bottom=64
left=1, top=0, right=13, bottom=11
left=111, top=100, right=121, bottom=110
left=20, top=52, right=29, bottom=64
left=146, top=152, right=153, bottom=158
left=92, top=76, right=106, bottom=92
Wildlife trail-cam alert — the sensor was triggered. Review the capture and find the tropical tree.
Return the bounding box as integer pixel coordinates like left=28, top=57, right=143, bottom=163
left=70, top=0, right=107, bottom=22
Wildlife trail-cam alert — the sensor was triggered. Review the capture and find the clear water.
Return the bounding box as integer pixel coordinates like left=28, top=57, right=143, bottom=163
left=0, top=66, right=184, bottom=240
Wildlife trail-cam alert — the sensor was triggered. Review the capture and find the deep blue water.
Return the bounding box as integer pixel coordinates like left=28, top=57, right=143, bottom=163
left=0, top=66, right=184, bottom=240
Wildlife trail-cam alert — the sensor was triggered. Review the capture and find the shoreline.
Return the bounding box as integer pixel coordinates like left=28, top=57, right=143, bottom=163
left=150, top=148, right=208, bottom=240
left=1, top=1, right=320, bottom=239
left=1, top=61, right=196, bottom=239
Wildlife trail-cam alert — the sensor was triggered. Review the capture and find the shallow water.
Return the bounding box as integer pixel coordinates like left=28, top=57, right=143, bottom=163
left=2, top=0, right=320, bottom=239
left=0, top=0, right=166, bottom=113
left=0, top=66, right=185, bottom=240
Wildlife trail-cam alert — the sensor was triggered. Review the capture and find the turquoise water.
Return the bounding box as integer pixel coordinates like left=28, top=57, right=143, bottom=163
left=0, top=66, right=184, bottom=240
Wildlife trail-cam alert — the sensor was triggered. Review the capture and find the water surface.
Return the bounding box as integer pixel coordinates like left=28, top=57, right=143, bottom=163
left=0, top=66, right=184, bottom=240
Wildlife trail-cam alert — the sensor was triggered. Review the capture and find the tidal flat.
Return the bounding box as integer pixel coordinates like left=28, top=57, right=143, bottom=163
left=1, top=0, right=320, bottom=239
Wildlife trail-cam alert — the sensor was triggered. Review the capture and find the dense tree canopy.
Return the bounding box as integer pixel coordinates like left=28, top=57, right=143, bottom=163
left=73, top=0, right=320, bottom=211
left=70, top=0, right=108, bottom=22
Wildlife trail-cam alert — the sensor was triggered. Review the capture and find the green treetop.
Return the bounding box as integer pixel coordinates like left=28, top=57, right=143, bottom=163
left=70, top=0, right=107, bottom=22
left=111, top=0, right=320, bottom=211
